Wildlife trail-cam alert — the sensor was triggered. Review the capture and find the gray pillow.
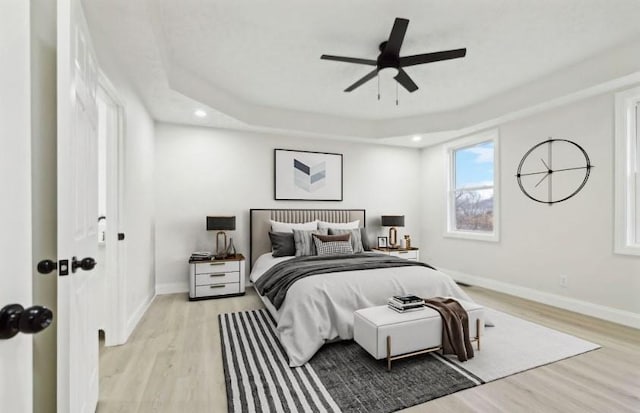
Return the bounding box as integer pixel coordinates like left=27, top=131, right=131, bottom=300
left=293, top=228, right=328, bottom=256
left=269, top=232, right=295, bottom=257
left=329, top=228, right=364, bottom=253
left=360, top=227, right=371, bottom=251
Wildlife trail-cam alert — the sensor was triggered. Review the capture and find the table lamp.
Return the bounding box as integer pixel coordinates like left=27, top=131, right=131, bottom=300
left=207, top=216, right=236, bottom=259
left=381, top=215, right=404, bottom=248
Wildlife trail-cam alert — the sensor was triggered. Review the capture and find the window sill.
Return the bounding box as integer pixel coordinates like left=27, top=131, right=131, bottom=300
left=444, top=230, right=499, bottom=242
left=614, top=244, right=640, bottom=257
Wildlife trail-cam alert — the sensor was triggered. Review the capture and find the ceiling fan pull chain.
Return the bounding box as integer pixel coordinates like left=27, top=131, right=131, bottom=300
left=396, top=81, right=399, bottom=106
left=377, top=74, right=380, bottom=101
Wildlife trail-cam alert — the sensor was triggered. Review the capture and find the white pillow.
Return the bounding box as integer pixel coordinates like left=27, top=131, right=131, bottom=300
left=270, top=219, right=318, bottom=233
left=318, top=220, right=360, bottom=230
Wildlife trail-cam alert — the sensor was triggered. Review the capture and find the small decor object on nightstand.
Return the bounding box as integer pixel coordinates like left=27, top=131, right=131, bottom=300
left=207, top=216, right=236, bottom=259
left=516, top=138, right=593, bottom=205
left=377, top=236, right=388, bottom=248
left=381, top=215, right=405, bottom=247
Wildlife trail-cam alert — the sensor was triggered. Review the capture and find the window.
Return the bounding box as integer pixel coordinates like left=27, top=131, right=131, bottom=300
left=445, top=130, right=499, bottom=241
left=614, top=86, right=640, bottom=255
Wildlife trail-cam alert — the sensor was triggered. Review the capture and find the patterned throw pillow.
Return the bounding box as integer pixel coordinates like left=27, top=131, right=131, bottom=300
left=292, top=228, right=328, bottom=256
left=313, top=238, right=354, bottom=256
left=328, top=228, right=364, bottom=253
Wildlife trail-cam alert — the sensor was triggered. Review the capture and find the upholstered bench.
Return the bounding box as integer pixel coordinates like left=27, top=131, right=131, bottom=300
left=353, top=299, right=484, bottom=370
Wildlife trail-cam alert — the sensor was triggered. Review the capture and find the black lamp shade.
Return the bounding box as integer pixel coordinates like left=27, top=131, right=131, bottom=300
left=381, top=215, right=405, bottom=227
left=206, top=216, right=236, bottom=231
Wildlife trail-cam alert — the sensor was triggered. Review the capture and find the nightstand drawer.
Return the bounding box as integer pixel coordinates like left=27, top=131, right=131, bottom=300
left=194, top=282, right=241, bottom=298
left=194, top=260, right=239, bottom=274
left=195, top=271, right=239, bottom=286
left=389, top=250, right=418, bottom=260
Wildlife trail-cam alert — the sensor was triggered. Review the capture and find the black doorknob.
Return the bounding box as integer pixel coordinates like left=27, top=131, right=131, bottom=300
left=37, top=259, right=57, bottom=274
left=71, top=256, right=96, bottom=273
left=19, top=306, right=53, bottom=334
left=0, top=304, right=53, bottom=339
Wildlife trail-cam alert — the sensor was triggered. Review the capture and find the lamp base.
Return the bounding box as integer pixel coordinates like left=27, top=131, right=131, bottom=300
left=215, top=231, right=228, bottom=259
left=389, top=227, right=398, bottom=247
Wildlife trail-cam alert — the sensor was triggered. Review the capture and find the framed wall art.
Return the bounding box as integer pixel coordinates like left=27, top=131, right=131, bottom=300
left=274, top=149, right=343, bottom=201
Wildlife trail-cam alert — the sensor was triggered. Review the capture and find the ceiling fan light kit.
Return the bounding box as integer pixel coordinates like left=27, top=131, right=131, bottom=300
left=320, top=17, right=467, bottom=104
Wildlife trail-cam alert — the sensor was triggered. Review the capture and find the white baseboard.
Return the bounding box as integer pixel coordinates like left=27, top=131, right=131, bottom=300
left=441, top=267, right=640, bottom=330
left=156, top=282, right=188, bottom=295
left=125, top=293, right=155, bottom=339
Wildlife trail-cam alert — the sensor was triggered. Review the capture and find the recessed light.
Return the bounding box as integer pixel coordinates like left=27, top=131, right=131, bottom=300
left=412, top=136, right=422, bottom=142
left=194, top=109, right=207, bottom=118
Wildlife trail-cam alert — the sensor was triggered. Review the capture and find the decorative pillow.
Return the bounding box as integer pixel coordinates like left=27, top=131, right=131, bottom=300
left=312, top=233, right=351, bottom=243
left=318, top=220, right=360, bottom=230
left=360, top=227, right=371, bottom=251
left=314, top=238, right=354, bottom=256
left=270, top=219, right=318, bottom=233
left=329, top=228, right=364, bottom=253
left=292, top=228, right=328, bottom=256
left=268, top=232, right=296, bottom=257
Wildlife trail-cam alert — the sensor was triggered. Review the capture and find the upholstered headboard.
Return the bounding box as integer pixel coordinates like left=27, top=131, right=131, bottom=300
left=249, top=208, right=366, bottom=270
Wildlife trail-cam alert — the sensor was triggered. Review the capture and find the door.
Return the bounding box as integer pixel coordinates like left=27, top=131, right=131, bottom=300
left=0, top=1, right=34, bottom=411
left=57, top=0, right=101, bottom=411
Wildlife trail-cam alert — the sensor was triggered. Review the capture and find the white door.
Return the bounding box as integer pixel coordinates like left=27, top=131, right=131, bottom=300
left=57, top=0, right=101, bottom=411
left=0, top=1, right=34, bottom=411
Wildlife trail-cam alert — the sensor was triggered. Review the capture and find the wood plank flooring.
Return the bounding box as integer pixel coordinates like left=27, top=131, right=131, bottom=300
left=97, top=286, right=640, bottom=412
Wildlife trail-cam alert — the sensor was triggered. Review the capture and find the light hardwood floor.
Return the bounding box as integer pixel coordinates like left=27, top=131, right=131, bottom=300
left=98, top=286, right=640, bottom=412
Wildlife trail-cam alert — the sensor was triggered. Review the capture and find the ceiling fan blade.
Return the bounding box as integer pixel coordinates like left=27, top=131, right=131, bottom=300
left=344, top=69, right=378, bottom=92
left=321, top=54, right=377, bottom=65
left=383, top=18, right=409, bottom=56
left=395, top=69, right=418, bottom=92
left=400, top=48, right=467, bottom=67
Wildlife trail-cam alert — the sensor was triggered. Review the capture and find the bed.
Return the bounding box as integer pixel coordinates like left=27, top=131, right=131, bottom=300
left=249, top=208, right=479, bottom=367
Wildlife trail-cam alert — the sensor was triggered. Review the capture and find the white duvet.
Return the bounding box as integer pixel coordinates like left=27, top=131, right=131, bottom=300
left=250, top=253, right=478, bottom=367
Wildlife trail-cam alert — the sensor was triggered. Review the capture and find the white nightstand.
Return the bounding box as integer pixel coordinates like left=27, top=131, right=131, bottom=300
left=188, top=254, right=246, bottom=300
left=371, top=247, right=420, bottom=261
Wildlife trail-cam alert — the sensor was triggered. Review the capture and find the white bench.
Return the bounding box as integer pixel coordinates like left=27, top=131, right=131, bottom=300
left=353, top=299, right=484, bottom=370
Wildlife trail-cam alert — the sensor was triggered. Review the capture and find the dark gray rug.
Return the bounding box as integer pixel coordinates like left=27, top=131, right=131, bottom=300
left=219, top=309, right=483, bottom=413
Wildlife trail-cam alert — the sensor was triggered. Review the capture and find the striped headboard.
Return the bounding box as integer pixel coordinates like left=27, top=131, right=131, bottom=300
left=249, top=209, right=366, bottom=270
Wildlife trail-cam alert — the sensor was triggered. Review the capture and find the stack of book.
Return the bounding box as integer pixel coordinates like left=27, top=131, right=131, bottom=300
left=190, top=251, right=213, bottom=261
left=387, top=294, right=425, bottom=313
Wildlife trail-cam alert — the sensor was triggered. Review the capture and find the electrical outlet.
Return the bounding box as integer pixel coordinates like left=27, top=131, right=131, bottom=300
left=560, top=275, right=568, bottom=288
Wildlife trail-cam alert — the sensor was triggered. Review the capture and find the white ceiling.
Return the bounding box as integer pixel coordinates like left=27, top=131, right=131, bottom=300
left=84, top=0, right=640, bottom=146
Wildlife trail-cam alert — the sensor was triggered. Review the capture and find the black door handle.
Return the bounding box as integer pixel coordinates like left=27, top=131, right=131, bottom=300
left=0, top=304, right=53, bottom=339
left=71, top=256, right=96, bottom=273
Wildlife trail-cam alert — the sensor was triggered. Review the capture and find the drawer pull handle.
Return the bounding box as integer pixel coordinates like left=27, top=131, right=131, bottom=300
left=209, top=262, right=225, bottom=266
left=209, top=284, right=226, bottom=289
left=209, top=273, right=226, bottom=277
left=399, top=251, right=408, bottom=254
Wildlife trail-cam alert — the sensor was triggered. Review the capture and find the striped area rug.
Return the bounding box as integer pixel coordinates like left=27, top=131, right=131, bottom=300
left=219, top=310, right=481, bottom=413
left=219, top=310, right=342, bottom=413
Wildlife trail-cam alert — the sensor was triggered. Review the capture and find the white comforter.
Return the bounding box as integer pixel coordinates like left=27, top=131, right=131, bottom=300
left=250, top=253, right=477, bottom=367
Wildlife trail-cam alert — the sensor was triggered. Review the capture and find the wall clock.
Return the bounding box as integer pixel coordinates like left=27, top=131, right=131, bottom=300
left=516, top=139, right=593, bottom=205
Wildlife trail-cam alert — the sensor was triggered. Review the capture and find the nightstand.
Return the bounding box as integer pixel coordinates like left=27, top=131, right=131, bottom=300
left=372, top=247, right=420, bottom=261
left=188, top=254, right=246, bottom=300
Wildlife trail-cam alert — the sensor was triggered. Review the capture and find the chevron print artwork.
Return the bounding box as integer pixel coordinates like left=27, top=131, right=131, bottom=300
left=294, top=159, right=326, bottom=192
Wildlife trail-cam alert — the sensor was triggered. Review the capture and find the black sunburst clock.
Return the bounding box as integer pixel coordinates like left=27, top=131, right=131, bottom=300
left=516, top=138, right=593, bottom=205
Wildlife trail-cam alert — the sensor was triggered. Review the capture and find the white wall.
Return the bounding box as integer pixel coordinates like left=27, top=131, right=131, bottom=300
left=421, top=90, right=640, bottom=326
left=154, top=124, right=422, bottom=292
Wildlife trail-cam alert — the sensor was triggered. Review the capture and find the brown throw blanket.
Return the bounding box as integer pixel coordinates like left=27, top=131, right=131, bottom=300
left=423, top=297, right=474, bottom=362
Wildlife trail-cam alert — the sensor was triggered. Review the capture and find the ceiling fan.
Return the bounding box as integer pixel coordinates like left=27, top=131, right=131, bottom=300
left=321, top=18, right=467, bottom=93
